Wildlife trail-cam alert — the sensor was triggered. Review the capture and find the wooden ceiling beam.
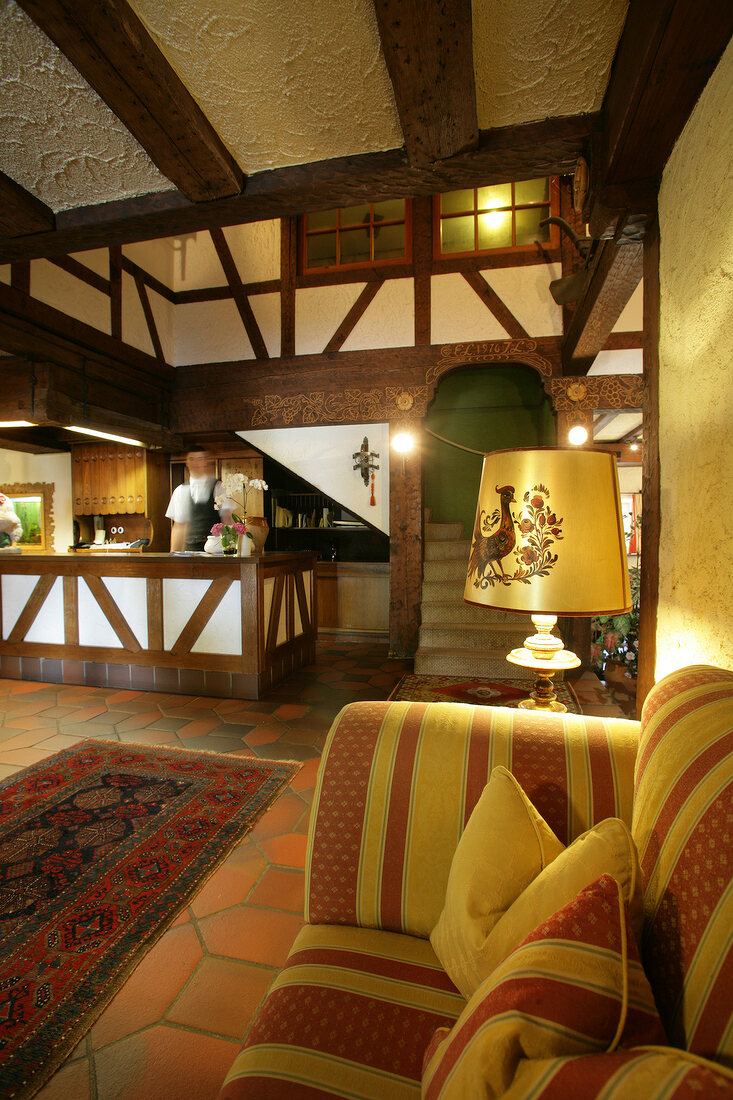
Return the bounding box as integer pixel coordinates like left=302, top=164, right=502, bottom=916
left=588, top=0, right=733, bottom=240
left=0, top=171, right=55, bottom=237
left=373, top=0, right=478, bottom=164
left=562, top=239, right=643, bottom=374
left=14, top=0, right=243, bottom=203
left=0, top=113, right=598, bottom=264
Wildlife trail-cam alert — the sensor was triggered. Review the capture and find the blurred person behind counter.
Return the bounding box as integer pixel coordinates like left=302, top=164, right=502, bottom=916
left=165, top=447, right=233, bottom=552
left=0, top=492, right=23, bottom=547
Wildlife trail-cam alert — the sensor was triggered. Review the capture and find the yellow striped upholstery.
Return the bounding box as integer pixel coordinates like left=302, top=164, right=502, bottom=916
left=632, top=665, right=733, bottom=1067
left=219, top=924, right=465, bottom=1099
left=422, top=875, right=665, bottom=1099
left=508, top=1048, right=733, bottom=1097
left=306, top=701, right=640, bottom=938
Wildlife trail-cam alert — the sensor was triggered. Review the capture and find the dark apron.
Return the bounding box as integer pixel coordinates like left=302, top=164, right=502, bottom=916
left=185, top=481, right=219, bottom=551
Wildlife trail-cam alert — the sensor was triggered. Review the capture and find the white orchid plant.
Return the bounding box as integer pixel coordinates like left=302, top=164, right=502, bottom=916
left=211, top=472, right=268, bottom=549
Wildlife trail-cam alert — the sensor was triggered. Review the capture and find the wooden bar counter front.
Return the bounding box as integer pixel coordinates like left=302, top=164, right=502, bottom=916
left=0, top=552, right=317, bottom=699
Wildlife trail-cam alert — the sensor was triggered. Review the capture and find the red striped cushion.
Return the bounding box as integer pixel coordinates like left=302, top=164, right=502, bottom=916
left=220, top=923, right=464, bottom=1099
left=508, top=1048, right=733, bottom=1097
left=632, top=665, right=733, bottom=1063
left=306, top=701, right=639, bottom=938
left=422, top=875, right=664, bottom=1099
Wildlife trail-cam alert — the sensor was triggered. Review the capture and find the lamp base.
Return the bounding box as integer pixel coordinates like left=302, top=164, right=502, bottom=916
left=506, top=616, right=581, bottom=713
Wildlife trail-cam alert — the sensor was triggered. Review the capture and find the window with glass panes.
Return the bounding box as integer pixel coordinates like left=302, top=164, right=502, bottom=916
left=301, top=199, right=410, bottom=272
left=435, top=179, right=556, bottom=257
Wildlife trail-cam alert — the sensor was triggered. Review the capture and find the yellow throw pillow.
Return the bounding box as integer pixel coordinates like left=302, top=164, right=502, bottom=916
left=471, top=816, right=644, bottom=992
left=430, top=765, right=565, bottom=1000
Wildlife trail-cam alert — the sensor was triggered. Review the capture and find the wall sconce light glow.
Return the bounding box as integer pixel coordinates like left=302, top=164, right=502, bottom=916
left=630, top=442, right=639, bottom=451
left=392, top=432, right=415, bottom=475
left=392, top=433, right=414, bottom=455
left=568, top=424, right=588, bottom=446
left=0, top=420, right=36, bottom=428
left=68, top=426, right=144, bottom=447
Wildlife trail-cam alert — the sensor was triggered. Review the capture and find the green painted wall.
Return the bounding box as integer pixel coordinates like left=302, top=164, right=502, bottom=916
left=423, top=365, right=555, bottom=537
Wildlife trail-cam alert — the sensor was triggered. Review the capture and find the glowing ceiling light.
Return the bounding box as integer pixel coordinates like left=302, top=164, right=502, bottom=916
left=568, top=424, right=588, bottom=446
left=68, top=426, right=144, bottom=447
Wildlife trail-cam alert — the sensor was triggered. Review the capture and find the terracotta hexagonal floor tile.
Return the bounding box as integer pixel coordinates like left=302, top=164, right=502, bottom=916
left=248, top=867, right=305, bottom=913
left=90, top=922, right=203, bottom=1050
left=198, top=905, right=303, bottom=967
left=190, top=843, right=267, bottom=919
left=167, top=956, right=275, bottom=1038
left=93, top=1024, right=239, bottom=1100
left=33, top=1055, right=91, bottom=1100
left=257, top=832, right=308, bottom=868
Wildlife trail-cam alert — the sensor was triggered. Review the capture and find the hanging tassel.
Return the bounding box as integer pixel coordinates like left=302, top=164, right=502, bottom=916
left=370, top=470, right=376, bottom=506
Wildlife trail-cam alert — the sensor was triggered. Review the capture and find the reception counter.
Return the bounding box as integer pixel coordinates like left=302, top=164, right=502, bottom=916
left=0, top=551, right=317, bottom=699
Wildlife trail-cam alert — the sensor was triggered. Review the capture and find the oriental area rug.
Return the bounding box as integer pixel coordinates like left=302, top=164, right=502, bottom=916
left=0, top=740, right=300, bottom=1100
left=389, top=674, right=581, bottom=714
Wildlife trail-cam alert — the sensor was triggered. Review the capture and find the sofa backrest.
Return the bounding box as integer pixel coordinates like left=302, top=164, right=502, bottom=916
left=632, top=664, right=733, bottom=1065
left=306, top=699, right=639, bottom=939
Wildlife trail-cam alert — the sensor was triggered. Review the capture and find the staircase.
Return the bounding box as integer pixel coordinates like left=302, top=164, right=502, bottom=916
left=414, top=515, right=536, bottom=680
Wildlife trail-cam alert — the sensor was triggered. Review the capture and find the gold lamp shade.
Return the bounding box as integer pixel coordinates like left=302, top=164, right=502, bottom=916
left=464, top=448, right=631, bottom=711
left=464, top=447, right=631, bottom=616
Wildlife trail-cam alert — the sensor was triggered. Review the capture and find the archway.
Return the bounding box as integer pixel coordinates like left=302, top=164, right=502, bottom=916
left=423, top=363, right=554, bottom=536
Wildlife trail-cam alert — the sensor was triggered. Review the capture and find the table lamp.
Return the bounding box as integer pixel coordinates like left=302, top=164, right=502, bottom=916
left=464, top=447, right=631, bottom=712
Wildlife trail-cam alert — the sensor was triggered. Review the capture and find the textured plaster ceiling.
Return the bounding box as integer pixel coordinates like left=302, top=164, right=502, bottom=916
left=0, top=0, right=174, bottom=212
left=0, top=0, right=628, bottom=214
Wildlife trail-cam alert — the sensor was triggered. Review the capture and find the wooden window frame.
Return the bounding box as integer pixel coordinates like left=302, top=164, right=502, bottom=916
left=432, top=177, right=561, bottom=259
left=300, top=199, right=413, bottom=274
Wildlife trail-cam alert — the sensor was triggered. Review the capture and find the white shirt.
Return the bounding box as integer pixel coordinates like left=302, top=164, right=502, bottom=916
left=165, top=477, right=226, bottom=525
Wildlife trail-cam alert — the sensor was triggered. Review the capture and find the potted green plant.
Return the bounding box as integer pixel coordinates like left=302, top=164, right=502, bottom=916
left=591, top=558, right=640, bottom=682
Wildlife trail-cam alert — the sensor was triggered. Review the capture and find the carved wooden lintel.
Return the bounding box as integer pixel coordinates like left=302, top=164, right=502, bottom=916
left=246, top=385, right=430, bottom=427
left=428, top=339, right=554, bottom=383
left=544, top=374, right=643, bottom=412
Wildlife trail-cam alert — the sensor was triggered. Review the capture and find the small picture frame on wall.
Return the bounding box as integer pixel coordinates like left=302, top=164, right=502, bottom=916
left=1, top=482, right=54, bottom=551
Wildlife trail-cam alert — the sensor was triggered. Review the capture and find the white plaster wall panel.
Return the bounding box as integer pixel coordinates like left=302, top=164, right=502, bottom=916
left=238, top=424, right=390, bottom=533
left=148, top=289, right=176, bottom=365
left=123, top=240, right=176, bottom=290
left=294, top=584, right=303, bottom=637
left=173, top=300, right=253, bottom=365
left=0, top=0, right=174, bottom=211
left=25, top=577, right=65, bottom=645
left=170, top=232, right=226, bottom=293
left=162, top=578, right=211, bottom=650
left=249, top=294, right=282, bottom=359
left=618, top=467, right=642, bottom=494
left=263, top=577, right=274, bottom=630
left=473, top=0, right=627, bottom=129
left=190, top=581, right=242, bottom=655
left=70, top=250, right=110, bottom=279
left=31, top=260, right=111, bottom=335
left=276, top=597, right=287, bottom=647
left=613, top=281, right=643, bottom=331
left=0, top=449, right=73, bottom=551
left=1, top=574, right=39, bottom=638
left=131, top=0, right=402, bottom=174
left=304, top=572, right=313, bottom=619
left=341, top=279, right=415, bottom=351
left=431, top=274, right=509, bottom=344
left=121, top=271, right=156, bottom=357
left=222, top=222, right=280, bottom=284
left=0, top=266, right=11, bottom=285
left=99, top=577, right=149, bottom=649
left=657, top=36, right=733, bottom=676
left=588, top=349, right=643, bottom=375
left=295, top=285, right=365, bottom=356
left=481, top=265, right=563, bottom=336
left=78, top=578, right=123, bottom=649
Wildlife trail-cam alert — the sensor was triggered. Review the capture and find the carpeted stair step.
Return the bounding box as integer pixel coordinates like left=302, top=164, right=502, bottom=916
left=419, top=622, right=530, bottom=649
left=424, top=539, right=472, bottom=562
left=423, top=556, right=472, bottom=581
left=414, top=646, right=535, bottom=680
left=425, top=521, right=465, bottom=542
left=420, top=600, right=529, bottom=626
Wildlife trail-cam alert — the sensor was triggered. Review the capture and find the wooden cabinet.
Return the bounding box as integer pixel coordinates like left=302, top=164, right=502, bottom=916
left=71, top=444, right=170, bottom=550
left=317, top=562, right=389, bottom=636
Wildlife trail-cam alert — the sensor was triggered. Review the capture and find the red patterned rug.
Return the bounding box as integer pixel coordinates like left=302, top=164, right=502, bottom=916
left=0, top=741, right=300, bottom=1100
left=389, top=674, right=581, bottom=713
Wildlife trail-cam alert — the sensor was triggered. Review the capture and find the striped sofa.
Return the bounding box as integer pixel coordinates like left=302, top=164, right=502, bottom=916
left=220, top=664, right=733, bottom=1098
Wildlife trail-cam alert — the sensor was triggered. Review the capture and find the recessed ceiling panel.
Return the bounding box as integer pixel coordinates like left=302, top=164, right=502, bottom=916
left=131, top=0, right=404, bottom=174
left=0, top=0, right=175, bottom=212
left=472, top=0, right=628, bottom=129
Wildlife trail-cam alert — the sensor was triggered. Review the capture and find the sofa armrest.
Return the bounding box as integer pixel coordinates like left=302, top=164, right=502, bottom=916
left=305, top=700, right=639, bottom=939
